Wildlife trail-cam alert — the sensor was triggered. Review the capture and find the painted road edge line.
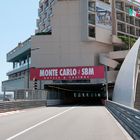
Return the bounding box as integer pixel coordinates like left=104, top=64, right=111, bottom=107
left=106, top=108, right=133, bottom=140
left=6, top=106, right=76, bottom=140
left=0, top=110, right=24, bottom=117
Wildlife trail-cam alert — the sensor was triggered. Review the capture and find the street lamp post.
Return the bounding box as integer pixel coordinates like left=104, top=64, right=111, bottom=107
left=27, top=48, right=40, bottom=90
left=3, top=87, right=6, bottom=101
left=105, top=65, right=109, bottom=100
left=27, top=55, right=30, bottom=89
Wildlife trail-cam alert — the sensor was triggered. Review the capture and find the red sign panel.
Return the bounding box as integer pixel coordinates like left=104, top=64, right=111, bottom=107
left=30, top=66, right=105, bottom=80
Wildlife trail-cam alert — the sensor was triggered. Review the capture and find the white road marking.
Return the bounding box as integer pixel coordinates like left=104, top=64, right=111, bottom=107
left=0, top=111, right=24, bottom=117
left=106, top=109, right=133, bottom=140
left=6, top=106, right=76, bottom=140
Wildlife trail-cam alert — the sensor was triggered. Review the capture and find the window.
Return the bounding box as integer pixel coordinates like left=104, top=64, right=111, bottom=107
left=117, top=22, right=126, bottom=32
left=116, top=1, right=124, bottom=11
left=125, top=3, right=131, bottom=14
left=88, top=1, right=95, bottom=12
left=116, top=11, right=125, bottom=22
left=135, top=18, right=140, bottom=27
left=130, top=26, right=135, bottom=35
left=88, top=13, right=95, bottom=25
left=45, top=0, right=49, bottom=9
left=48, top=7, right=52, bottom=16
left=127, top=25, right=130, bottom=34
left=88, top=26, right=95, bottom=38
left=40, top=5, right=43, bottom=12
left=126, top=15, right=134, bottom=25
left=98, top=0, right=111, bottom=4
left=136, top=28, right=140, bottom=36
left=127, top=25, right=135, bottom=35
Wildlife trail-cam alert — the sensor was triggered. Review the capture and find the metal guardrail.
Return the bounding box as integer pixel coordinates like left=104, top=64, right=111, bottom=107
left=106, top=100, right=140, bottom=140
left=0, top=100, right=46, bottom=113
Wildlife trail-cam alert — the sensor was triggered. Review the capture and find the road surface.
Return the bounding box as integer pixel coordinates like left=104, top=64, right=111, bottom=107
left=0, top=106, right=132, bottom=140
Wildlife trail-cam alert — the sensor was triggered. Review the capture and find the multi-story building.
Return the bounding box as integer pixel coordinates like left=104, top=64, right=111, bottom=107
left=2, top=0, right=140, bottom=106
left=35, top=0, right=55, bottom=34
left=113, top=0, right=140, bottom=37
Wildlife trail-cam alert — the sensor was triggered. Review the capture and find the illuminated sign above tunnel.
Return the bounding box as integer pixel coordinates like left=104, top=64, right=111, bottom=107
left=30, top=66, right=105, bottom=80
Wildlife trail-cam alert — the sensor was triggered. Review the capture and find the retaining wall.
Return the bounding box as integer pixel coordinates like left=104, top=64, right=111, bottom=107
left=0, top=100, right=46, bottom=113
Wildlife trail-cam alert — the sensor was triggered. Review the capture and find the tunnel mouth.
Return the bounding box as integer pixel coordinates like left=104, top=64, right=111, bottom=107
left=44, top=84, right=106, bottom=106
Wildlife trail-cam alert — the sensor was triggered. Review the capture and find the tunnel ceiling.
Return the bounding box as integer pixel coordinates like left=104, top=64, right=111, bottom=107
left=44, top=84, right=105, bottom=92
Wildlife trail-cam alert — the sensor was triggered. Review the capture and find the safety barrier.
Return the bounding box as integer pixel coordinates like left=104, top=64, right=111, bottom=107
left=0, top=100, right=46, bottom=113
left=106, top=100, right=140, bottom=140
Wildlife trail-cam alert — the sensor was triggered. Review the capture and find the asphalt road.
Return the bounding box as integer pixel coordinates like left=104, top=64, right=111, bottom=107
left=0, top=106, right=132, bottom=140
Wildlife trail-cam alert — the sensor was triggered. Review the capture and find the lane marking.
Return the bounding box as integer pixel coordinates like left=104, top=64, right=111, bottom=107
left=6, top=106, right=76, bottom=140
left=106, top=109, right=133, bottom=140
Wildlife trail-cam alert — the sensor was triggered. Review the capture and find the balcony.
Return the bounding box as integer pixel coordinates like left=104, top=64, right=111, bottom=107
left=116, top=11, right=125, bottom=22
left=2, top=78, right=26, bottom=91
left=7, top=64, right=30, bottom=76
left=127, top=25, right=135, bottom=35
left=112, top=35, right=125, bottom=46
left=99, top=53, right=119, bottom=69
left=7, top=38, right=31, bottom=62
left=126, top=15, right=134, bottom=25
left=36, top=19, right=40, bottom=27
left=38, top=8, right=44, bottom=17
left=109, top=50, right=128, bottom=60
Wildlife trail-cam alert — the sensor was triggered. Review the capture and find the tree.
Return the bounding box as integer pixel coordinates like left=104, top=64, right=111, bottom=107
left=118, top=36, right=137, bottom=50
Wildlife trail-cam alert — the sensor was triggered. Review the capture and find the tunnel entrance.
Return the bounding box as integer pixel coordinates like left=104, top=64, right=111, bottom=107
left=65, top=92, right=105, bottom=105
left=44, top=84, right=106, bottom=106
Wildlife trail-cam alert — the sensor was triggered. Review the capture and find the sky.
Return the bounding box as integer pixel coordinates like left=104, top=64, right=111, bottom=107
left=0, top=0, right=39, bottom=94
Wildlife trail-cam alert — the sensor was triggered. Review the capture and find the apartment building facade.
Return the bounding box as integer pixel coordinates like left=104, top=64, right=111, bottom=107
left=2, top=0, right=140, bottom=105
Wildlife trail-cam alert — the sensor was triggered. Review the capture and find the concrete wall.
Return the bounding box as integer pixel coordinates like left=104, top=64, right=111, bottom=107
left=0, top=100, right=46, bottom=113
left=46, top=88, right=64, bottom=105
left=96, top=27, right=112, bottom=44
left=31, top=0, right=112, bottom=69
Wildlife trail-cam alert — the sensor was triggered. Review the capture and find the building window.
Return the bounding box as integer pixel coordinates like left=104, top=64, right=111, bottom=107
left=88, top=1, right=95, bottom=12
left=127, top=25, right=135, bottom=35
left=40, top=5, right=43, bottom=12
left=136, top=28, right=140, bottom=36
left=126, top=15, right=134, bottom=25
left=116, top=1, right=124, bottom=11
left=116, top=11, right=125, bottom=22
left=88, top=26, right=95, bottom=38
left=50, top=0, right=54, bottom=5
left=48, top=7, right=53, bottom=16
left=45, top=0, right=49, bottom=9
left=88, top=13, right=95, bottom=25
left=99, top=0, right=111, bottom=4
left=117, top=22, right=126, bottom=33
left=135, top=18, right=140, bottom=27
left=130, top=26, right=135, bottom=35
left=125, top=3, right=131, bottom=14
